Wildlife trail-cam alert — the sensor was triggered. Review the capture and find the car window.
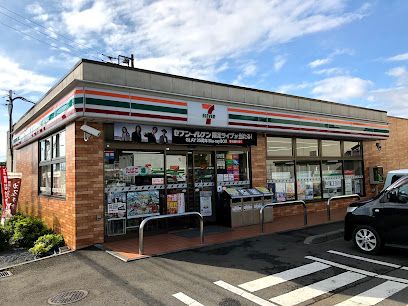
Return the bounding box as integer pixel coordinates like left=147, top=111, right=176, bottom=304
left=391, top=175, right=403, bottom=184
left=386, top=181, right=408, bottom=204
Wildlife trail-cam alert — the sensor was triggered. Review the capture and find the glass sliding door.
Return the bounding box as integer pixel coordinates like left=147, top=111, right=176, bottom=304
left=165, top=152, right=188, bottom=215
left=193, top=152, right=215, bottom=220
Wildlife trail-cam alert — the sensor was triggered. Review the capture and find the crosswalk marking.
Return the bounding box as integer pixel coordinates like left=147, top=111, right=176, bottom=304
left=214, top=280, right=277, bottom=306
left=269, top=271, right=366, bottom=306
left=328, top=250, right=401, bottom=268
left=172, top=292, right=204, bottom=306
left=334, top=280, right=407, bottom=306
left=239, top=262, right=330, bottom=292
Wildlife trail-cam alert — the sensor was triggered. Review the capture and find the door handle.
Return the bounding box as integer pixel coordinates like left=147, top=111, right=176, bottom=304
left=374, top=209, right=380, bottom=213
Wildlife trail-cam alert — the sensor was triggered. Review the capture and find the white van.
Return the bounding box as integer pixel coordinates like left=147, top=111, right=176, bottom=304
left=383, top=169, right=408, bottom=190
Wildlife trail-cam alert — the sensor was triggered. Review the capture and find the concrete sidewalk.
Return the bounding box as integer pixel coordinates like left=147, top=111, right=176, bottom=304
left=103, top=206, right=347, bottom=261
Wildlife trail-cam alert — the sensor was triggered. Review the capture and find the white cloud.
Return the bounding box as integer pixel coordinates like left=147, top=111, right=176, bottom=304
left=273, top=55, right=287, bottom=71
left=27, top=0, right=365, bottom=79
left=371, top=87, right=408, bottom=118
left=0, top=55, right=56, bottom=93
left=233, top=61, right=257, bottom=85
left=387, top=52, right=408, bottom=62
left=387, top=66, right=408, bottom=86
left=312, top=76, right=372, bottom=101
left=278, top=75, right=372, bottom=101
left=308, top=58, right=331, bottom=68
left=313, top=67, right=348, bottom=75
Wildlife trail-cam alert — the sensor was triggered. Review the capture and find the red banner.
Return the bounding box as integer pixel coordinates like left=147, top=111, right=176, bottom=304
left=6, top=178, right=21, bottom=216
left=0, top=167, right=9, bottom=222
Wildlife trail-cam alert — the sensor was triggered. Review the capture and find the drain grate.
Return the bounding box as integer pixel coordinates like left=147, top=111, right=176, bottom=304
left=48, top=290, right=88, bottom=305
left=0, top=271, right=13, bottom=278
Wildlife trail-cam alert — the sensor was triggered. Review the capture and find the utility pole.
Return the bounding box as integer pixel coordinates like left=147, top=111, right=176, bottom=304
left=6, top=90, right=35, bottom=171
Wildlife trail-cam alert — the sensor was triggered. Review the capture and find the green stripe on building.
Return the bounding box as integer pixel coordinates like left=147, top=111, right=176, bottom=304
left=85, top=97, right=187, bottom=115
left=228, top=114, right=389, bottom=134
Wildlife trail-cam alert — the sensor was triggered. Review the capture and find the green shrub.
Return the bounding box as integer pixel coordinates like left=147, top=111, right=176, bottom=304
left=0, top=226, right=11, bottom=251
left=4, top=213, right=27, bottom=233
left=29, top=234, right=64, bottom=256
left=9, top=216, right=50, bottom=248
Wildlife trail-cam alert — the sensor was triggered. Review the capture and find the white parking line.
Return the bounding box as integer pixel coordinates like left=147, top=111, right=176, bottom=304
left=269, top=271, right=366, bottom=306
left=239, top=262, right=330, bottom=292
left=172, top=292, right=205, bottom=306
left=305, top=256, right=377, bottom=277
left=334, top=280, right=408, bottom=306
left=214, top=280, right=277, bottom=306
left=306, top=256, right=408, bottom=284
left=328, top=250, right=401, bottom=268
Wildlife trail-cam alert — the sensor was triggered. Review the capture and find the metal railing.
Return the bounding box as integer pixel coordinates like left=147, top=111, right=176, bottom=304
left=327, top=194, right=360, bottom=221
left=260, top=200, right=307, bottom=233
left=139, top=212, right=204, bottom=255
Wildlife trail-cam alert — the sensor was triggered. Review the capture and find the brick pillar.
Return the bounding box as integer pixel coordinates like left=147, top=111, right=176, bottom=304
left=251, top=134, right=267, bottom=187
left=74, top=121, right=104, bottom=248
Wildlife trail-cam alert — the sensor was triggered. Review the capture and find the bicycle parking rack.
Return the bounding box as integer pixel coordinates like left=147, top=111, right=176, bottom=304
left=139, top=212, right=204, bottom=255
left=260, top=200, right=307, bottom=233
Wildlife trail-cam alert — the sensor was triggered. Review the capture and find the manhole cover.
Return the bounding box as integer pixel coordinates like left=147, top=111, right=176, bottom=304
left=48, top=290, right=88, bottom=305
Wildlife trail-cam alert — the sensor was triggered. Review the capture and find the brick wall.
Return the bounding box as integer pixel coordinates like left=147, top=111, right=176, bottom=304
left=251, top=134, right=267, bottom=187
left=74, top=121, right=104, bottom=248
left=15, top=121, right=104, bottom=249
left=363, top=116, right=408, bottom=197
left=15, top=122, right=76, bottom=247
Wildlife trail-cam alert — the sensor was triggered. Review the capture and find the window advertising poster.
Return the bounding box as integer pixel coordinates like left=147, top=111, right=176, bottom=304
left=275, top=182, right=286, bottom=202
left=106, top=192, right=127, bottom=219
left=345, top=178, right=353, bottom=194
left=200, top=191, right=212, bottom=216
left=305, top=182, right=314, bottom=200
left=114, top=123, right=172, bottom=144
left=127, top=191, right=160, bottom=218
left=285, top=182, right=296, bottom=200
left=166, top=193, right=185, bottom=214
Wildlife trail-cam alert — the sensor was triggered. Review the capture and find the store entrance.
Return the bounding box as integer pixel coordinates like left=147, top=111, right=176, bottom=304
left=166, top=151, right=216, bottom=223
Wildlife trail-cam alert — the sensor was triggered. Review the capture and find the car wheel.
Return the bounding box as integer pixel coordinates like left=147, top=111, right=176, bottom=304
left=352, top=225, right=382, bottom=254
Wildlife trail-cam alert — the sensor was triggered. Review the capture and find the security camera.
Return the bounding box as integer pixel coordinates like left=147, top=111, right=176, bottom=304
left=376, top=142, right=382, bottom=151
left=80, top=124, right=101, bottom=137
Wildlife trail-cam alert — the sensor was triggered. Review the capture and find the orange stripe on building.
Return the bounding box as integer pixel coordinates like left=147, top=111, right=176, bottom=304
left=228, top=107, right=388, bottom=129
left=131, top=95, right=187, bottom=107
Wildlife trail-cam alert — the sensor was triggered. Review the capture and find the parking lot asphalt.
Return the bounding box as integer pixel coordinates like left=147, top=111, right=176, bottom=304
left=1, top=222, right=408, bottom=305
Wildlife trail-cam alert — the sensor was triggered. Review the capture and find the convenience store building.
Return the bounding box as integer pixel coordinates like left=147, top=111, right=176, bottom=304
left=11, top=59, right=408, bottom=250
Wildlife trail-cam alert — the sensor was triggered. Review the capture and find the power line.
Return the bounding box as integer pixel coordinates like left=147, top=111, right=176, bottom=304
left=0, top=10, right=97, bottom=60
left=0, top=19, right=87, bottom=59
left=0, top=4, right=99, bottom=55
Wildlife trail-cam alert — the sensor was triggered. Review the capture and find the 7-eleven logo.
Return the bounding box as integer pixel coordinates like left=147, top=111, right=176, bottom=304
left=202, top=104, right=215, bottom=125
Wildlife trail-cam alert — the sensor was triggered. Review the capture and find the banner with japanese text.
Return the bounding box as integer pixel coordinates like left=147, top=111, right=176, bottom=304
left=0, top=167, right=9, bottom=224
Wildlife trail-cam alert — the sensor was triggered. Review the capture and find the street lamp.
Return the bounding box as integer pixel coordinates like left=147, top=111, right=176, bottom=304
left=6, top=90, right=35, bottom=171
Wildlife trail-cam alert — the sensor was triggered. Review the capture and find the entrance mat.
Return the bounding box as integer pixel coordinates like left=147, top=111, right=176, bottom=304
left=172, top=226, right=231, bottom=238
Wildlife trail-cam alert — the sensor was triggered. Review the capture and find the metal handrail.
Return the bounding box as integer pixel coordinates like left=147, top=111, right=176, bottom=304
left=260, top=200, right=307, bottom=233
left=139, top=212, right=204, bottom=255
left=327, top=194, right=360, bottom=221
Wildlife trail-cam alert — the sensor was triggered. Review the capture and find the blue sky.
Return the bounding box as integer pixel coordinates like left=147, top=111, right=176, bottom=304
left=0, top=0, right=408, bottom=161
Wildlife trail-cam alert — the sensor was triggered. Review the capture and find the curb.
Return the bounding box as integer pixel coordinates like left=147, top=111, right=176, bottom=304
left=0, top=249, right=75, bottom=271
left=304, top=229, right=344, bottom=244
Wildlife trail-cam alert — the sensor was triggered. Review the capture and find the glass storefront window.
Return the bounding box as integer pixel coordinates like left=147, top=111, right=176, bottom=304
left=267, top=137, right=293, bottom=157
left=52, top=131, right=65, bottom=158
left=166, top=153, right=187, bottom=215
left=296, top=139, right=319, bottom=157
left=322, top=140, right=341, bottom=157
left=104, top=150, right=164, bottom=230
left=266, top=160, right=295, bottom=202
left=322, top=161, right=343, bottom=198
left=39, top=165, right=51, bottom=194
left=216, top=151, right=249, bottom=183
left=52, top=163, right=66, bottom=196
left=344, top=160, right=364, bottom=195
left=344, top=141, right=361, bottom=157
left=296, top=162, right=321, bottom=200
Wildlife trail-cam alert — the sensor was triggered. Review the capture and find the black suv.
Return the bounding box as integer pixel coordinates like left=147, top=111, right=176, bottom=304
left=344, top=176, right=408, bottom=254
